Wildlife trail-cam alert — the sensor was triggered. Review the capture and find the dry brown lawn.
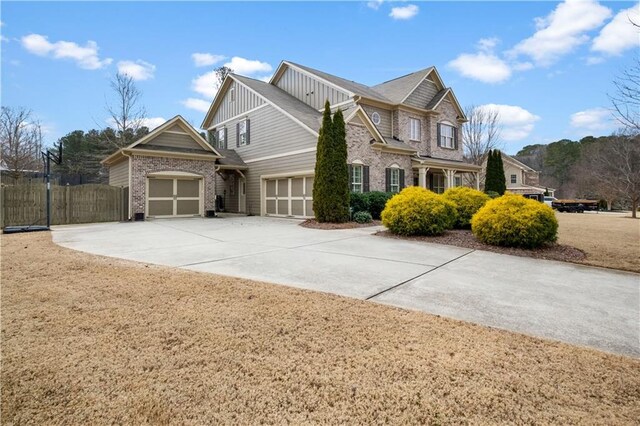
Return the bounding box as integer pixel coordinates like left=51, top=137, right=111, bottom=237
left=2, top=232, right=639, bottom=424
left=556, top=212, right=640, bottom=273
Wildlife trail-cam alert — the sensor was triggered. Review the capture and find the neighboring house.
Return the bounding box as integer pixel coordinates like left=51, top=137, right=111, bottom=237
left=102, top=116, right=224, bottom=219
left=201, top=60, right=481, bottom=218
left=481, top=152, right=555, bottom=198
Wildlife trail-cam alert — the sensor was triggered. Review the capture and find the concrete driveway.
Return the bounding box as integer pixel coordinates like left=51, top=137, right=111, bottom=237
left=52, top=216, right=639, bottom=357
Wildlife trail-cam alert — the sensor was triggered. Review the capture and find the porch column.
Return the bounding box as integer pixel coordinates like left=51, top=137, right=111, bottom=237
left=475, top=172, right=480, bottom=190
left=418, top=167, right=428, bottom=188
left=444, top=169, right=456, bottom=189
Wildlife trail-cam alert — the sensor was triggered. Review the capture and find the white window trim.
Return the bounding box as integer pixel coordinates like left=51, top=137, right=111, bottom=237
left=217, top=127, right=226, bottom=149
left=351, top=164, right=363, bottom=193
left=439, top=121, right=455, bottom=149
left=371, top=112, right=381, bottom=125
left=239, top=119, right=248, bottom=146
left=409, top=118, right=421, bottom=142
left=390, top=168, right=400, bottom=193
left=511, top=174, right=517, bottom=184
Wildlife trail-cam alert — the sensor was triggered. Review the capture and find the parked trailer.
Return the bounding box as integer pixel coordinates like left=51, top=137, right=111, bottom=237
left=551, top=199, right=599, bottom=213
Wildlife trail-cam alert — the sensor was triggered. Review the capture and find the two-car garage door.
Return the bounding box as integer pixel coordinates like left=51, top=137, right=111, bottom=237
left=147, top=176, right=202, bottom=218
left=264, top=176, right=313, bottom=218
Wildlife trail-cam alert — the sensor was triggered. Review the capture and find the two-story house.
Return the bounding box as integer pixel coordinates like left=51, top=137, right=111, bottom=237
left=481, top=152, right=555, bottom=199
left=202, top=61, right=481, bottom=218
left=104, top=60, right=481, bottom=219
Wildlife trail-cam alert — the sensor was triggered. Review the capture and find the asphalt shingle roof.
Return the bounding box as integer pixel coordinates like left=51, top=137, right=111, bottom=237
left=216, top=149, right=248, bottom=168
left=371, top=68, right=434, bottom=104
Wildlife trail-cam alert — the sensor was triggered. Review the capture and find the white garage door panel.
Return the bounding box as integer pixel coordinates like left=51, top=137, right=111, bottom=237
left=264, top=175, right=313, bottom=218
left=147, top=177, right=202, bottom=218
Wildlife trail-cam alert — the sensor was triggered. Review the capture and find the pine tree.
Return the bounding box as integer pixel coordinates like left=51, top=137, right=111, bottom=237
left=484, top=149, right=496, bottom=194
left=328, top=108, right=350, bottom=223
left=313, top=101, right=334, bottom=222
left=495, top=150, right=507, bottom=195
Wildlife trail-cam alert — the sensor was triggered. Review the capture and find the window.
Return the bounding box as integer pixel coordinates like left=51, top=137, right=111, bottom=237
left=432, top=174, right=445, bottom=194
left=351, top=164, right=363, bottom=193
left=390, top=168, right=400, bottom=193
left=239, top=120, right=248, bottom=146
left=410, top=118, right=421, bottom=141
left=439, top=123, right=455, bottom=148
left=511, top=174, right=517, bottom=184
left=217, top=128, right=226, bottom=149
left=230, top=87, right=235, bottom=102
left=454, top=176, right=462, bottom=187
left=371, top=112, right=381, bottom=125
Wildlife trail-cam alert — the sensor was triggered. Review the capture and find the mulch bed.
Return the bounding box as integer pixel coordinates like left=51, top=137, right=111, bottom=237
left=300, top=219, right=382, bottom=230
left=376, top=229, right=587, bottom=264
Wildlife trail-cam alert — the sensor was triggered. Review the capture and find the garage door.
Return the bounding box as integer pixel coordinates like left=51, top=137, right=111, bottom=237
left=264, top=176, right=313, bottom=218
left=147, top=177, right=202, bottom=218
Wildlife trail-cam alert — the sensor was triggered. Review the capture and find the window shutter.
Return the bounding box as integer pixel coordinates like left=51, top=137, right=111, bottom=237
left=429, top=173, right=434, bottom=190
left=245, top=119, right=250, bottom=145
left=453, top=126, right=458, bottom=149
left=236, top=122, right=240, bottom=148
left=348, top=165, right=353, bottom=190
left=363, top=166, right=370, bottom=192
left=399, top=169, right=405, bottom=189
left=437, top=123, right=442, bottom=147
left=223, top=128, right=228, bottom=149
left=385, top=168, right=391, bottom=192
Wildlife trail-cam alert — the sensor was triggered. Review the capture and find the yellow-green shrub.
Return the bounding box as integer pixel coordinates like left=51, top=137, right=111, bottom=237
left=471, top=193, right=558, bottom=248
left=381, top=186, right=457, bottom=236
left=442, top=186, right=491, bottom=229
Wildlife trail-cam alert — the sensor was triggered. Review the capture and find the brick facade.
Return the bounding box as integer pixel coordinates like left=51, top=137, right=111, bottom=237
left=346, top=123, right=413, bottom=191
left=130, top=155, right=217, bottom=216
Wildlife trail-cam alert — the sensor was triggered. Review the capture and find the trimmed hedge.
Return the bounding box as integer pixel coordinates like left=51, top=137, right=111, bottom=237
left=471, top=193, right=558, bottom=248
left=442, top=187, right=491, bottom=229
left=381, top=187, right=457, bottom=236
left=353, top=211, right=373, bottom=224
left=349, top=191, right=393, bottom=220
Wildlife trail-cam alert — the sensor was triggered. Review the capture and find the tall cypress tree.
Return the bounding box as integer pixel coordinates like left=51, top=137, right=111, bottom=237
left=484, top=149, right=496, bottom=194
left=328, top=108, right=350, bottom=223
left=313, top=101, right=334, bottom=222
left=495, top=150, right=507, bottom=195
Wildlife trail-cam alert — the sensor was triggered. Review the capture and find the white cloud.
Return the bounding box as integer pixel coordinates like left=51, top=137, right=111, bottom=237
left=117, top=60, right=155, bottom=81
left=224, top=56, right=272, bottom=75
left=192, top=70, right=222, bottom=99
left=192, top=52, right=226, bottom=67
left=509, top=0, right=612, bottom=66
left=389, top=4, right=419, bottom=20
left=477, top=37, right=500, bottom=52
left=21, top=33, right=112, bottom=70
left=570, top=107, right=613, bottom=132
left=592, top=6, right=640, bottom=56
left=106, top=116, right=166, bottom=131
left=448, top=52, right=512, bottom=84
left=479, top=104, right=541, bottom=141
left=182, top=98, right=211, bottom=113
left=586, top=56, right=605, bottom=65
left=512, top=62, right=534, bottom=71
left=367, top=0, right=383, bottom=11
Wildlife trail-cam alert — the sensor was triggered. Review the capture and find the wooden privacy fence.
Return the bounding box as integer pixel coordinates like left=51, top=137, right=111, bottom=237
left=1, top=184, right=128, bottom=228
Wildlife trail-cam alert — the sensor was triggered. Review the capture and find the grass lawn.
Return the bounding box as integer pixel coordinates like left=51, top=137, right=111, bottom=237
left=556, top=212, right=640, bottom=273
left=2, top=232, right=639, bottom=424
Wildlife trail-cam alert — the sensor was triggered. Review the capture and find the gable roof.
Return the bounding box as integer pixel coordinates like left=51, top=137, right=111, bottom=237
left=102, top=115, right=221, bottom=165
left=371, top=68, right=434, bottom=104
left=279, top=61, right=392, bottom=104
left=502, top=152, right=537, bottom=172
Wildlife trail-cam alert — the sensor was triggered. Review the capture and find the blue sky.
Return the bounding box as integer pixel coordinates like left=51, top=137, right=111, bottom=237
left=1, top=1, right=638, bottom=154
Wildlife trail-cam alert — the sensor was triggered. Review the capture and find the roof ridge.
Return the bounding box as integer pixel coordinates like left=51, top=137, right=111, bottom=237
left=373, top=67, right=433, bottom=86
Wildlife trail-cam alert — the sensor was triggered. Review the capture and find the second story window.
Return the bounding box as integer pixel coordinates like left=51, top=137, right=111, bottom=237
left=511, top=174, right=517, bottom=184
left=438, top=123, right=456, bottom=149
left=409, top=118, right=421, bottom=141
left=230, top=87, right=235, bottom=102
left=237, top=119, right=250, bottom=147
left=217, top=128, right=226, bottom=150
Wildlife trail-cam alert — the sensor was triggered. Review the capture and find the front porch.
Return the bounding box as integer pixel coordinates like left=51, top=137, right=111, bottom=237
left=412, top=156, right=482, bottom=194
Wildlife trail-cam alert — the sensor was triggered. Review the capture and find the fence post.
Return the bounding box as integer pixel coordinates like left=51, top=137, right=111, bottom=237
left=65, top=185, right=71, bottom=224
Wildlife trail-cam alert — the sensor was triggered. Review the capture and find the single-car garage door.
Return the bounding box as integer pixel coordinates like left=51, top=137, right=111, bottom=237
left=265, top=176, right=313, bottom=218
left=147, top=176, right=202, bottom=218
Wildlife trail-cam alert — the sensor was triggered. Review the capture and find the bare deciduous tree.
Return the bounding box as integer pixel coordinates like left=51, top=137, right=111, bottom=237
left=105, top=73, right=147, bottom=148
left=0, top=107, right=44, bottom=183
left=462, top=105, right=502, bottom=165
left=610, top=57, right=640, bottom=133
left=579, top=133, right=640, bottom=218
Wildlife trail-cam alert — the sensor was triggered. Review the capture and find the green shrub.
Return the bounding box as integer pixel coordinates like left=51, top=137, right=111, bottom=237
left=486, top=191, right=500, bottom=199
left=471, top=193, right=558, bottom=248
left=353, top=211, right=373, bottom=224
left=366, top=191, right=393, bottom=220
left=350, top=192, right=370, bottom=216
left=381, top=187, right=457, bottom=236
left=442, top=187, right=491, bottom=229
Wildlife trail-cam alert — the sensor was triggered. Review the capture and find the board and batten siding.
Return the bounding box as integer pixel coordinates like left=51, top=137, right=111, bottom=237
left=362, top=105, right=392, bottom=137
left=146, top=133, right=206, bottom=151
left=109, top=159, right=129, bottom=187
left=244, top=150, right=317, bottom=216
left=404, top=77, right=439, bottom=109
left=223, top=104, right=317, bottom=162
left=212, top=80, right=265, bottom=126
left=275, top=67, right=350, bottom=110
